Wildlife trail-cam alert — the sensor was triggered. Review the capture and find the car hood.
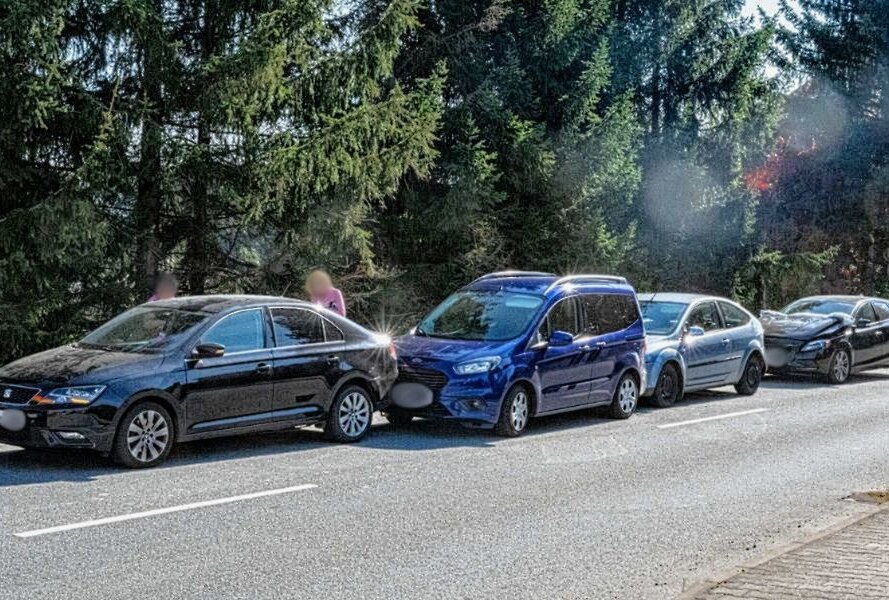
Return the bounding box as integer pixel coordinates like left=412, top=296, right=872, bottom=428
left=395, top=335, right=512, bottom=365
left=0, top=344, right=167, bottom=387
left=759, top=310, right=852, bottom=339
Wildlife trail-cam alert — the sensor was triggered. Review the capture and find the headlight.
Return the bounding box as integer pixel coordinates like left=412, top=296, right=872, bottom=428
left=454, top=357, right=502, bottom=375
left=801, top=339, right=830, bottom=353
left=35, top=386, right=107, bottom=406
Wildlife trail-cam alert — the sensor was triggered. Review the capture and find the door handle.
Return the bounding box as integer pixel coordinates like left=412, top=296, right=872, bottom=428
left=579, top=344, right=592, bottom=352
left=721, top=338, right=731, bottom=344
left=326, top=355, right=340, bottom=365
left=255, top=363, right=272, bottom=374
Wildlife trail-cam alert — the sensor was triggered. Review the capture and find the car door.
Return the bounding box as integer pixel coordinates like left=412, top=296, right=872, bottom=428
left=869, top=300, right=889, bottom=365
left=716, top=301, right=752, bottom=378
left=535, top=297, right=594, bottom=412
left=850, top=302, right=881, bottom=366
left=578, top=293, right=634, bottom=405
left=682, top=301, right=733, bottom=388
left=183, top=308, right=275, bottom=433
left=269, top=307, right=346, bottom=420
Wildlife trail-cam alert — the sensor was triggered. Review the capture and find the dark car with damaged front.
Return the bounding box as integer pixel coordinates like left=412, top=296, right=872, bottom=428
left=760, top=295, right=889, bottom=383
left=0, top=295, right=397, bottom=467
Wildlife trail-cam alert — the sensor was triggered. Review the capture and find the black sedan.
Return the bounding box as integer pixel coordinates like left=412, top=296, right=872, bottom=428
left=0, top=295, right=397, bottom=467
left=761, top=295, right=889, bottom=383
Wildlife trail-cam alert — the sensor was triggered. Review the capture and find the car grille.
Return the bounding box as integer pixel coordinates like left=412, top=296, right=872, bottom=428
left=396, top=365, right=448, bottom=391
left=764, top=337, right=804, bottom=353
left=0, top=384, right=40, bottom=405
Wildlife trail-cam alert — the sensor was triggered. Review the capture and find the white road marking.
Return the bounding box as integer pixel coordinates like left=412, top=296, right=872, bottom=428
left=14, top=483, right=317, bottom=539
left=656, top=408, right=770, bottom=430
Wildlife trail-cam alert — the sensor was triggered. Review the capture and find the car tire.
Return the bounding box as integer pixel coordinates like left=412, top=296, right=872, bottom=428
left=608, top=373, right=639, bottom=419
left=111, top=401, right=175, bottom=469
left=734, top=354, right=764, bottom=395
left=495, top=385, right=531, bottom=437
left=383, top=408, right=415, bottom=427
left=825, top=347, right=851, bottom=384
left=651, top=363, right=682, bottom=408
left=325, top=385, right=374, bottom=443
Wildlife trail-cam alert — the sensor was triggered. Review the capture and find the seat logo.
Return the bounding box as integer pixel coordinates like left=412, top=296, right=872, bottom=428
left=2, top=388, right=11, bottom=399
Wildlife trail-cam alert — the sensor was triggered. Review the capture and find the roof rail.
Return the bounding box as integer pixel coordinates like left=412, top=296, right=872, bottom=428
left=471, top=270, right=557, bottom=284
left=545, top=274, right=628, bottom=292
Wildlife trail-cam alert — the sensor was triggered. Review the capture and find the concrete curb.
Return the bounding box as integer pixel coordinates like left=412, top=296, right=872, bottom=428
left=678, top=498, right=889, bottom=599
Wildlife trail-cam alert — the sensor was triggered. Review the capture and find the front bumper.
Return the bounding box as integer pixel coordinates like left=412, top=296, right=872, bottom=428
left=0, top=407, right=114, bottom=451
left=388, top=363, right=507, bottom=426
left=764, top=343, right=832, bottom=375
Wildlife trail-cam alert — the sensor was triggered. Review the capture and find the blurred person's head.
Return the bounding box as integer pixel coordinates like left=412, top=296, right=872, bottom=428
left=153, top=272, right=178, bottom=300
left=305, top=270, right=333, bottom=298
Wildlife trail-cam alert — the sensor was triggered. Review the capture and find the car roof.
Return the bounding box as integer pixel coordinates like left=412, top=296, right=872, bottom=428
left=791, top=295, right=866, bottom=303
left=464, top=271, right=635, bottom=296
left=637, top=292, right=720, bottom=304
left=145, top=295, right=311, bottom=314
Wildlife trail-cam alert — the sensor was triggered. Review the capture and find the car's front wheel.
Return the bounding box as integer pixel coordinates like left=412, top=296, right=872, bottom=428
left=325, top=385, right=373, bottom=442
left=826, top=347, right=851, bottom=384
left=734, top=354, right=764, bottom=395
left=112, top=401, right=175, bottom=469
left=608, top=373, right=639, bottom=419
left=651, top=363, right=681, bottom=408
left=495, top=385, right=531, bottom=437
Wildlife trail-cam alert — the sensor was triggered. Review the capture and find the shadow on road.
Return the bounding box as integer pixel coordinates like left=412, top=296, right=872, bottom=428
left=761, top=371, right=889, bottom=390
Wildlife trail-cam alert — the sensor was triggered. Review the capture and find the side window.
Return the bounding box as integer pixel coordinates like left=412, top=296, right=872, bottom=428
left=202, top=309, right=266, bottom=353
left=543, top=298, right=580, bottom=338
left=686, top=302, right=722, bottom=332
left=580, top=294, right=639, bottom=336
left=719, top=302, right=751, bottom=328
left=323, top=320, right=344, bottom=341
left=855, top=302, right=878, bottom=324
left=271, top=308, right=325, bottom=346
left=873, top=301, right=889, bottom=322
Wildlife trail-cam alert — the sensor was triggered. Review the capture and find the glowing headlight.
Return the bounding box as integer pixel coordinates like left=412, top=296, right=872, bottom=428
left=801, top=339, right=830, bottom=353
left=454, top=357, right=502, bottom=375
left=36, top=386, right=107, bottom=406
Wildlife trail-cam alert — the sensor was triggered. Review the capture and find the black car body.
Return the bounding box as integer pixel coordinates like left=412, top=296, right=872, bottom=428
left=761, top=295, right=889, bottom=383
left=0, top=295, right=397, bottom=467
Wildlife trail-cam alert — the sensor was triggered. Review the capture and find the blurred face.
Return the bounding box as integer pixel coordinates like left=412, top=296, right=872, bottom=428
left=155, top=281, right=176, bottom=300
left=307, top=273, right=331, bottom=297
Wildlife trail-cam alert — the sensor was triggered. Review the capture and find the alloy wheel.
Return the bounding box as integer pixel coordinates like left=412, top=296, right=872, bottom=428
left=511, top=391, right=529, bottom=432
left=833, top=350, right=850, bottom=382
left=619, top=378, right=638, bottom=413
left=338, top=391, right=371, bottom=438
left=126, top=409, right=170, bottom=463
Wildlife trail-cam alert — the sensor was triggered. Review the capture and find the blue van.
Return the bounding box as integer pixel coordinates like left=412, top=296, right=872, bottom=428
left=387, top=272, right=646, bottom=436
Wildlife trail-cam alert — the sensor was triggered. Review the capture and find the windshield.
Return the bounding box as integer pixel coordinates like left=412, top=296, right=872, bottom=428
left=80, top=306, right=209, bottom=353
left=417, top=290, right=544, bottom=341
left=640, top=301, right=688, bottom=335
left=782, top=299, right=857, bottom=316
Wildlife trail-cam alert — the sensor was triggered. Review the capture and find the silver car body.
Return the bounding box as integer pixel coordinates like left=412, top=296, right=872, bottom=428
left=639, top=293, right=765, bottom=395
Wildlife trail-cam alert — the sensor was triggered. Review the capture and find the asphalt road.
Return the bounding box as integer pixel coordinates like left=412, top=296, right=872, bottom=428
left=1, top=373, right=888, bottom=600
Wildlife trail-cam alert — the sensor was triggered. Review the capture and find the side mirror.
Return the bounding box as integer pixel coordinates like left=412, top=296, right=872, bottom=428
left=548, top=330, right=574, bottom=347
left=686, top=326, right=706, bottom=337
left=856, top=318, right=872, bottom=329
left=192, top=342, right=225, bottom=359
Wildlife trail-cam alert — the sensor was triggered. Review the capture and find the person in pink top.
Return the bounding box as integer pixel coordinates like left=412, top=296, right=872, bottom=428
left=305, top=270, right=346, bottom=317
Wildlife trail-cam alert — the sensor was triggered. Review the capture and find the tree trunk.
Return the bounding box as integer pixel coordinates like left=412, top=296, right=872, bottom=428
left=133, top=0, right=164, bottom=294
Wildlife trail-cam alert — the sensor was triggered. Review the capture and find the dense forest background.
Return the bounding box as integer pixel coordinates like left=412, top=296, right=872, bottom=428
left=0, top=0, right=887, bottom=362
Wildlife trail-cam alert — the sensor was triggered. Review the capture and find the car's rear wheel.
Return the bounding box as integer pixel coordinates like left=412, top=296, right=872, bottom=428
left=112, top=401, right=174, bottom=469
left=734, top=354, right=764, bottom=395
left=495, top=385, right=531, bottom=437
left=325, top=385, right=373, bottom=442
left=608, top=373, right=639, bottom=419
left=383, top=408, right=414, bottom=427
left=826, top=347, right=851, bottom=384
left=651, top=363, right=681, bottom=408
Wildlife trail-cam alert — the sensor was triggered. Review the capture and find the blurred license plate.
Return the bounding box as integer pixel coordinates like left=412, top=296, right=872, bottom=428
left=765, top=348, right=789, bottom=368
left=391, top=383, right=433, bottom=409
